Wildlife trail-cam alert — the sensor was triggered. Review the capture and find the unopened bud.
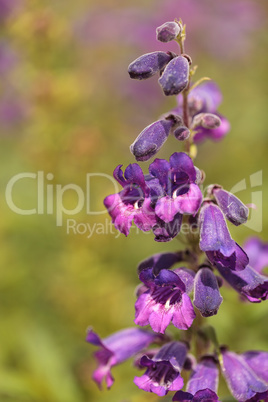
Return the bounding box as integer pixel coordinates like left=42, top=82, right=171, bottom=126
left=174, top=126, right=190, bottom=141
left=192, top=113, right=221, bottom=129
left=158, top=55, right=189, bottom=96
left=130, top=119, right=173, bottom=162
left=128, top=51, right=173, bottom=80
left=156, top=21, right=181, bottom=43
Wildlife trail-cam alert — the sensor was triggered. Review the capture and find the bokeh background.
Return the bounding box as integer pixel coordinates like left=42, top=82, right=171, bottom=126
left=0, top=0, right=268, bottom=401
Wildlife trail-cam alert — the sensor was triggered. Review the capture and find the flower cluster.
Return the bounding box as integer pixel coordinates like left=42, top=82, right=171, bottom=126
left=89, top=19, right=268, bottom=402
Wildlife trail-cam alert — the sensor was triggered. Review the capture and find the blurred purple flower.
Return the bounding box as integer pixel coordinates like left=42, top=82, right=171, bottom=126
left=86, top=327, right=163, bottom=389
left=243, top=237, right=268, bottom=273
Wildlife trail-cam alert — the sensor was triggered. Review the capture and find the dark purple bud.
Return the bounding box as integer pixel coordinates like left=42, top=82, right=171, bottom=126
left=213, top=188, right=249, bottom=226
left=156, top=21, right=181, bottom=43
left=193, top=268, right=223, bottom=317
left=192, top=113, right=221, bottom=129
left=130, top=119, right=173, bottom=162
left=174, top=126, right=190, bottom=141
left=128, top=51, right=173, bottom=80
left=199, top=202, right=236, bottom=257
left=159, top=56, right=189, bottom=96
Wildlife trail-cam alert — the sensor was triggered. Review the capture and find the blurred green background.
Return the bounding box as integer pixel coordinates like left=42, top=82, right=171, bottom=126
left=0, top=0, right=268, bottom=401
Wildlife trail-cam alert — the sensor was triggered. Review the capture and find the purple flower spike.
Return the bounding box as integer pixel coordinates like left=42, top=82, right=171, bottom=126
left=173, top=356, right=219, bottom=401
left=193, top=268, right=223, bottom=317
left=221, top=349, right=268, bottom=401
left=242, top=351, right=268, bottom=383
left=149, top=152, right=202, bottom=223
left=213, top=187, right=249, bottom=226
left=159, top=56, right=189, bottom=96
left=199, top=203, right=236, bottom=257
left=135, top=268, right=196, bottom=333
left=104, top=163, right=157, bottom=236
left=156, top=21, right=181, bottom=43
left=128, top=51, right=173, bottom=80
left=86, top=327, right=162, bottom=389
left=243, top=237, right=268, bottom=273
left=130, top=119, right=173, bottom=162
left=134, top=341, right=187, bottom=396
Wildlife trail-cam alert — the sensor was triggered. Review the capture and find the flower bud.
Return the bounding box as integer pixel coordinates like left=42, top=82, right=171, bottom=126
left=128, top=51, right=173, bottom=80
left=156, top=21, right=181, bottom=43
left=192, top=113, right=221, bottom=129
left=213, top=187, right=249, bottom=226
left=130, top=119, right=173, bottom=161
left=174, top=126, right=190, bottom=141
left=158, top=56, right=189, bottom=96
left=193, top=267, right=223, bottom=317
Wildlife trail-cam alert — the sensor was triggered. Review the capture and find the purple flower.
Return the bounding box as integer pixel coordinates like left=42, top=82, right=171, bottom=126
left=86, top=327, right=163, bottom=388
left=220, top=348, right=268, bottom=401
left=104, top=163, right=157, bottom=236
left=156, top=21, right=181, bottom=43
left=243, top=237, right=268, bottom=273
left=193, top=267, right=223, bottom=317
left=210, top=246, right=268, bottom=302
left=206, top=242, right=249, bottom=272
left=199, top=202, right=236, bottom=257
left=134, top=341, right=187, bottom=396
left=149, top=152, right=202, bottom=223
left=159, top=56, right=189, bottom=96
left=173, top=356, right=219, bottom=401
left=242, top=351, right=268, bottom=383
left=128, top=51, right=173, bottom=80
left=212, top=186, right=249, bottom=226
left=135, top=267, right=195, bottom=333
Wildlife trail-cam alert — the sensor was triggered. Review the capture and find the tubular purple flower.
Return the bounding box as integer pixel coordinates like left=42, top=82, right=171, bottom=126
left=86, top=327, right=163, bottom=389
left=243, top=237, right=268, bottom=273
left=135, top=267, right=196, bottom=333
left=128, top=51, right=173, bottom=80
left=206, top=242, right=249, bottom=272
left=220, top=348, right=268, bottom=401
left=134, top=341, right=187, bottom=396
left=104, top=163, right=157, bottom=236
left=149, top=152, right=202, bottom=223
left=213, top=187, right=249, bottom=226
left=242, top=351, right=268, bottom=383
left=173, top=356, right=220, bottom=401
left=156, top=21, right=181, bottom=43
left=193, top=268, right=223, bottom=317
left=209, top=247, right=268, bottom=302
left=130, top=118, right=174, bottom=162
left=159, top=56, right=189, bottom=96
left=199, top=202, right=236, bottom=257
